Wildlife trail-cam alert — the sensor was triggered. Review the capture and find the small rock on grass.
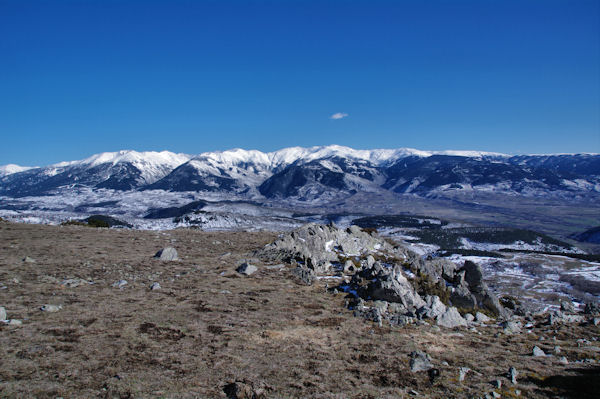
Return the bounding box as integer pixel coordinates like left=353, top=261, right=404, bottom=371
left=40, top=304, right=62, bottom=313
left=532, top=346, right=546, bottom=357
left=23, top=256, right=36, bottom=263
left=559, top=356, right=569, bottom=365
left=112, top=280, right=128, bottom=289
left=501, top=320, right=522, bottom=334
left=509, top=367, right=518, bottom=384
left=436, top=307, right=468, bottom=328
left=236, top=262, right=257, bottom=276
left=459, top=367, right=470, bottom=382
left=149, top=282, right=161, bottom=290
left=475, top=312, right=491, bottom=323
left=0, top=306, right=6, bottom=321
left=410, top=350, right=433, bottom=372
left=154, top=247, right=178, bottom=261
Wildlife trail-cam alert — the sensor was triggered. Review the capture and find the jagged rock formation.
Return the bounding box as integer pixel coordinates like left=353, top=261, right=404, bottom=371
left=259, top=223, right=398, bottom=273
left=259, top=223, right=509, bottom=326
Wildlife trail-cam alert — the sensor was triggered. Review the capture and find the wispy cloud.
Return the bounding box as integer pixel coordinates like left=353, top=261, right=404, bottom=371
left=330, top=112, right=348, bottom=120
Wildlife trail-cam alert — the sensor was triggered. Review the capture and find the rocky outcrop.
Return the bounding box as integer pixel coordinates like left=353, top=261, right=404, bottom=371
left=258, top=223, right=402, bottom=273
left=259, top=223, right=508, bottom=328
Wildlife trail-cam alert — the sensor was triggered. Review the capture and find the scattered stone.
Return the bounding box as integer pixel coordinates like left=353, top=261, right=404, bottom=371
left=492, top=379, right=502, bottom=388
left=436, top=307, right=468, bottom=328
left=40, top=304, right=62, bottom=313
left=501, top=320, right=522, bottom=334
left=475, top=312, right=491, bottom=323
left=548, top=310, right=585, bottom=325
left=0, top=306, right=6, bottom=321
left=7, top=319, right=22, bottom=326
left=112, top=280, right=128, bottom=289
left=409, top=350, right=433, bottom=372
left=560, top=300, right=577, bottom=313
left=223, top=379, right=270, bottom=399
left=236, top=262, right=257, bottom=276
left=264, top=264, right=285, bottom=270
left=593, top=318, right=600, bottom=326
left=465, top=313, right=475, bottom=322
left=554, top=346, right=561, bottom=354
left=149, top=282, right=161, bottom=290
left=23, top=256, right=36, bottom=263
left=459, top=367, right=470, bottom=382
left=508, top=367, right=518, bottom=384
left=532, top=346, right=546, bottom=357
left=60, top=278, right=88, bottom=288
left=559, top=356, right=569, bottom=365
left=154, top=247, right=178, bottom=261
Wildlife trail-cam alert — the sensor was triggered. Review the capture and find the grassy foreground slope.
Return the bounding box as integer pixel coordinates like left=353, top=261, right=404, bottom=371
left=0, top=221, right=599, bottom=398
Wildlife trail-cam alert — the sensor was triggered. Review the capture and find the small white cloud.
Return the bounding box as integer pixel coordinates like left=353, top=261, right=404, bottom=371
left=330, top=112, right=348, bottom=120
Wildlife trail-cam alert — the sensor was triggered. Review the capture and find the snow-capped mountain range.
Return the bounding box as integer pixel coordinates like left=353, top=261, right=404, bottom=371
left=1, top=145, right=599, bottom=201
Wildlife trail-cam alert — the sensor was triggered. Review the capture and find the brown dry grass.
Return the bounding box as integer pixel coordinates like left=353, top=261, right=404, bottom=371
left=0, top=222, right=599, bottom=398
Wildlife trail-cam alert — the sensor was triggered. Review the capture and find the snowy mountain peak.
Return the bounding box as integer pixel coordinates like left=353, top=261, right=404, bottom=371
left=80, top=150, right=191, bottom=168
left=0, top=164, right=36, bottom=177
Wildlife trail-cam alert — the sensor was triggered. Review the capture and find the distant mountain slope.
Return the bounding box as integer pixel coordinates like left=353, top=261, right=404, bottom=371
left=1, top=146, right=599, bottom=201
left=0, top=164, right=36, bottom=177
left=0, top=151, right=190, bottom=196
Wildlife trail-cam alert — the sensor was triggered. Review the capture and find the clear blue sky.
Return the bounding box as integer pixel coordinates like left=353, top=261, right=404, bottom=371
left=1, top=0, right=599, bottom=166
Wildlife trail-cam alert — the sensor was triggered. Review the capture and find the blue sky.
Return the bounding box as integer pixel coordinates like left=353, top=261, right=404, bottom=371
left=1, top=0, right=599, bottom=165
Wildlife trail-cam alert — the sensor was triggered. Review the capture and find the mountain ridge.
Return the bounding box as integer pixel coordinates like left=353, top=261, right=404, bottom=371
left=1, top=146, right=599, bottom=200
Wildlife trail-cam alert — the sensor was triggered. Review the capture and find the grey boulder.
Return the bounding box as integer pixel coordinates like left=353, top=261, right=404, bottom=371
left=436, top=307, right=468, bottom=328
left=410, top=350, right=433, bottom=372
left=236, top=262, right=258, bottom=276
left=154, top=247, right=178, bottom=261
left=40, top=304, right=62, bottom=313
left=532, top=346, right=546, bottom=357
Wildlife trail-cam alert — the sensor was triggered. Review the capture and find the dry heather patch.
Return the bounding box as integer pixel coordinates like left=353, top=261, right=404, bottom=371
left=0, top=222, right=599, bottom=398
